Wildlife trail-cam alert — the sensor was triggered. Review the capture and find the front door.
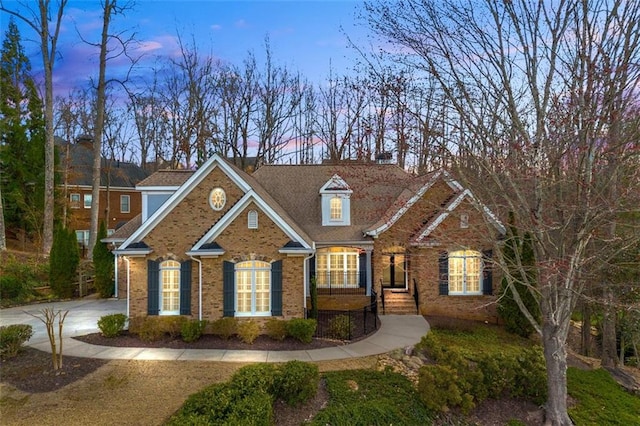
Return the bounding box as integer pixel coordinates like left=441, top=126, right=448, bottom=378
left=382, top=253, right=406, bottom=289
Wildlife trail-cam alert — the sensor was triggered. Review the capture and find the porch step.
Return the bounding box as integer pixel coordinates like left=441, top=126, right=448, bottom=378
left=383, top=291, right=418, bottom=315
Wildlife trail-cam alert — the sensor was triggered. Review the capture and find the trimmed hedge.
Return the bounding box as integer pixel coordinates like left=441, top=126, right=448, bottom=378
left=0, top=324, right=33, bottom=359
left=97, top=314, right=127, bottom=337
left=286, top=318, right=316, bottom=343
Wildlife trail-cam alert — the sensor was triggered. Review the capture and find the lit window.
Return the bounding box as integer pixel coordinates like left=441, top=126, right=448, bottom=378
left=160, top=260, right=181, bottom=314
left=248, top=210, right=258, bottom=229
left=83, top=194, right=92, bottom=209
left=209, top=187, right=226, bottom=211
left=316, top=247, right=359, bottom=288
left=330, top=197, right=342, bottom=220
left=70, top=193, right=81, bottom=208
left=235, top=260, right=271, bottom=315
left=448, top=250, right=482, bottom=294
left=120, top=195, right=130, bottom=213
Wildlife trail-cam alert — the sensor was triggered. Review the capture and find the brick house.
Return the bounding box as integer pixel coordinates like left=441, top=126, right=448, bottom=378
left=57, top=136, right=149, bottom=255
left=109, top=154, right=505, bottom=323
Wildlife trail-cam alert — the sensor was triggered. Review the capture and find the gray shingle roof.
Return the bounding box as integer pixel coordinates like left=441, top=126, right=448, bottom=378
left=136, top=169, right=194, bottom=187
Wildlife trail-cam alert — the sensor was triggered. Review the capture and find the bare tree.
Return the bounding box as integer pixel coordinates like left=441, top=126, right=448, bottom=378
left=364, top=0, right=640, bottom=424
left=1, top=0, right=68, bottom=254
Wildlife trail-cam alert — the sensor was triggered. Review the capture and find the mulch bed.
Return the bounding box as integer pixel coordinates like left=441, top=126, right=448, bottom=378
left=0, top=347, right=108, bottom=393
left=73, top=332, right=347, bottom=351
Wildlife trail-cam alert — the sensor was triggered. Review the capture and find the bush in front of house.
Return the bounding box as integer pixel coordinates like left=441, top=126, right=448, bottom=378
left=49, top=224, right=80, bottom=299
left=181, top=319, right=207, bottom=343
left=274, top=360, right=319, bottom=407
left=210, top=317, right=238, bottom=340
left=92, top=220, right=115, bottom=298
left=415, top=331, right=547, bottom=413
left=237, top=319, right=260, bottom=344
left=97, top=313, right=127, bottom=337
left=0, top=324, right=34, bottom=359
left=128, top=316, right=186, bottom=342
left=265, top=318, right=287, bottom=341
left=328, top=314, right=354, bottom=340
left=286, top=318, right=316, bottom=343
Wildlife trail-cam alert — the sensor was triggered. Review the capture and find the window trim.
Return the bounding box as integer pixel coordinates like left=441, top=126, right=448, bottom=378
left=248, top=210, right=258, bottom=229
left=83, top=193, right=92, bottom=209
left=235, top=260, right=271, bottom=317
left=120, top=194, right=131, bottom=213
left=70, top=193, right=81, bottom=209
left=159, top=260, right=181, bottom=315
left=316, top=247, right=359, bottom=288
left=448, top=250, right=482, bottom=295
left=209, top=187, right=226, bottom=211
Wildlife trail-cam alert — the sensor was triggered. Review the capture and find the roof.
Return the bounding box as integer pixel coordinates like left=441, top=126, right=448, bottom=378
left=56, top=138, right=149, bottom=188
left=136, top=169, right=194, bottom=187
left=252, top=164, right=413, bottom=242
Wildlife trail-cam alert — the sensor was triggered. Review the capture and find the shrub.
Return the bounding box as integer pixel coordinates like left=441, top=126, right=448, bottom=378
left=49, top=224, right=80, bottom=299
left=161, top=316, right=187, bottom=338
left=328, top=314, right=354, bottom=340
left=418, top=364, right=472, bottom=413
left=231, top=364, right=279, bottom=396
left=97, top=314, right=127, bottom=337
left=512, top=346, right=547, bottom=403
left=129, top=316, right=186, bottom=342
left=275, top=360, right=319, bottom=406
left=0, top=324, right=34, bottom=359
left=265, top=318, right=287, bottom=341
left=225, top=390, right=273, bottom=426
left=0, top=275, right=25, bottom=300
left=93, top=220, right=115, bottom=298
left=309, top=276, right=318, bottom=319
left=286, top=318, right=316, bottom=343
left=211, top=317, right=237, bottom=340
left=181, top=320, right=207, bottom=343
left=237, top=320, right=260, bottom=344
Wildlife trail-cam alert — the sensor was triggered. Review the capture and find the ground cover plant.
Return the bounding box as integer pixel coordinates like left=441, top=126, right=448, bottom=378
left=310, top=368, right=434, bottom=425
left=567, top=367, right=640, bottom=425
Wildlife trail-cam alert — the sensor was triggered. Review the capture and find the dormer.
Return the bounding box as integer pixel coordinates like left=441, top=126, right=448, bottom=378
left=320, top=174, right=352, bottom=226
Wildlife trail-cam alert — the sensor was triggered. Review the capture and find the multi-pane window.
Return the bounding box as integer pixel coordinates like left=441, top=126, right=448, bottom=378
left=330, top=197, right=342, bottom=220
left=448, top=250, right=482, bottom=294
left=83, top=194, right=92, bottom=209
left=235, top=260, right=270, bottom=315
left=120, top=195, right=130, bottom=213
left=316, top=247, right=359, bottom=287
left=70, top=193, right=81, bottom=208
left=75, top=230, right=90, bottom=247
left=160, top=260, right=180, bottom=314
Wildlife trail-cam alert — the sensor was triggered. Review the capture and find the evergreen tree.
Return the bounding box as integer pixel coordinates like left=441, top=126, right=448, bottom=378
left=49, top=224, right=80, bottom=298
left=92, top=220, right=114, bottom=298
left=497, top=213, right=540, bottom=338
left=0, top=18, right=46, bottom=241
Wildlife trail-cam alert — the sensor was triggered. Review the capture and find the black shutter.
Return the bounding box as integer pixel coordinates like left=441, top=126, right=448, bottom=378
left=482, top=250, right=493, bottom=295
left=147, top=260, right=159, bottom=315
left=438, top=252, right=449, bottom=295
left=358, top=252, right=366, bottom=288
left=223, top=261, right=235, bottom=317
left=180, top=260, right=192, bottom=315
left=271, top=260, right=283, bottom=316
left=309, top=255, right=316, bottom=281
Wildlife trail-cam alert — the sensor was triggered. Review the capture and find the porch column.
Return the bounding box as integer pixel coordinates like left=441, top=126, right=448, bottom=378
left=365, top=248, right=372, bottom=296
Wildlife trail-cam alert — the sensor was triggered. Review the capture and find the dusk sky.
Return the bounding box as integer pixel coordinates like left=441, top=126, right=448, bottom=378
left=1, top=0, right=369, bottom=96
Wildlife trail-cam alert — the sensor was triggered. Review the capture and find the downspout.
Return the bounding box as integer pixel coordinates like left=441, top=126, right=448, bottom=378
left=302, top=242, right=316, bottom=310
left=123, top=256, right=130, bottom=318
left=189, top=255, right=203, bottom=321
left=114, top=253, right=119, bottom=298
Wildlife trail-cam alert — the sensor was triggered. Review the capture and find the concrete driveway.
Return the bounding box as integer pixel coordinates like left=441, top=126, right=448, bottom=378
left=0, top=296, right=126, bottom=346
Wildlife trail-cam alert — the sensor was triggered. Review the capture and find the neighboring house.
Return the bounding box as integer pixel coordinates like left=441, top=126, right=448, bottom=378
left=57, top=136, right=149, bottom=254
left=107, top=154, right=505, bottom=323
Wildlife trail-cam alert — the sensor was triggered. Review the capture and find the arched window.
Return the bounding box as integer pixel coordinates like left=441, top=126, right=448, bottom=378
left=248, top=210, right=258, bottom=229
left=235, top=260, right=271, bottom=315
left=160, top=260, right=181, bottom=314
left=448, top=250, right=482, bottom=294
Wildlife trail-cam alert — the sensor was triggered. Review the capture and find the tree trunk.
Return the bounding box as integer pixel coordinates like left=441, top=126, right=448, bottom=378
left=542, top=321, right=573, bottom=425
left=601, top=287, right=618, bottom=368
left=580, top=302, right=591, bottom=357
left=0, top=179, right=6, bottom=251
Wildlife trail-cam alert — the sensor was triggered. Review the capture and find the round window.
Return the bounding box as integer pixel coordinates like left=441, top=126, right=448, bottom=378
left=209, top=187, right=226, bottom=211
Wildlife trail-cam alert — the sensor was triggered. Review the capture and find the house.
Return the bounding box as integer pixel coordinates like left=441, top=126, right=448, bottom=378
left=108, top=154, right=505, bottom=324
left=56, top=136, right=149, bottom=254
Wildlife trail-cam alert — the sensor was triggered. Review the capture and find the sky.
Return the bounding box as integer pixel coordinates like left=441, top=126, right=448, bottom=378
left=1, top=0, right=369, bottom=97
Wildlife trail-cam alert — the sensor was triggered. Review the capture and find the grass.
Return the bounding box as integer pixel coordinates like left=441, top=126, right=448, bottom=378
left=568, top=367, right=640, bottom=425
left=310, top=369, right=434, bottom=425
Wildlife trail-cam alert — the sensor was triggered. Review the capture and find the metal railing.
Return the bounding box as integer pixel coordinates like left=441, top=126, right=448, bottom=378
left=413, top=278, right=419, bottom=313
left=306, top=290, right=378, bottom=341
left=314, top=271, right=365, bottom=295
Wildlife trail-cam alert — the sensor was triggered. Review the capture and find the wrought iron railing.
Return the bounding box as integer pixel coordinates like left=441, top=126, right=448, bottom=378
left=305, top=293, right=379, bottom=341
left=314, top=271, right=365, bottom=294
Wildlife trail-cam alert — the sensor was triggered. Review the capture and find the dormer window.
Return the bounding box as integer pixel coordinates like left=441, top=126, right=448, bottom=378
left=320, top=174, right=352, bottom=226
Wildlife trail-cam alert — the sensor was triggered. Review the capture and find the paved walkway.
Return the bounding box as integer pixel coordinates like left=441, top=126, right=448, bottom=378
left=0, top=297, right=430, bottom=363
